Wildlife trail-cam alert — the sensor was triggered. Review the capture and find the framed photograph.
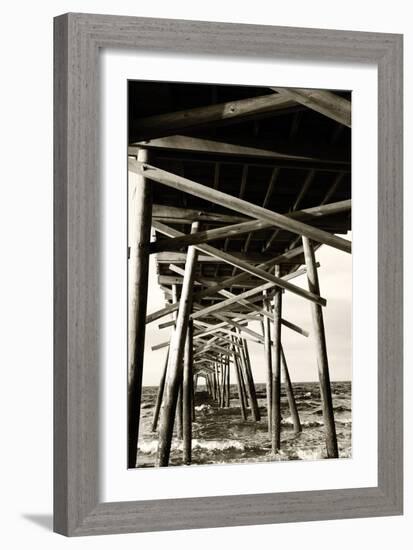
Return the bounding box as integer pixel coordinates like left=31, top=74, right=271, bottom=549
left=54, top=13, right=403, bottom=536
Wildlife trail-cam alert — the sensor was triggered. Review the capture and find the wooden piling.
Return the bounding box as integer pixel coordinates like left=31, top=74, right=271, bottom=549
left=239, top=357, right=249, bottom=408
left=127, top=148, right=152, bottom=469
left=226, top=357, right=231, bottom=407
left=176, top=386, right=183, bottom=439
left=263, top=290, right=273, bottom=435
left=233, top=346, right=248, bottom=420
left=151, top=347, right=169, bottom=432
left=171, top=284, right=183, bottom=440
left=212, top=370, right=218, bottom=401
left=156, top=222, right=199, bottom=467
left=239, top=335, right=260, bottom=421
left=183, top=320, right=193, bottom=464
left=215, top=364, right=220, bottom=403
left=222, top=360, right=228, bottom=407
left=191, top=373, right=196, bottom=422
left=302, top=237, right=339, bottom=458
left=271, top=266, right=282, bottom=454
left=281, top=346, right=302, bottom=433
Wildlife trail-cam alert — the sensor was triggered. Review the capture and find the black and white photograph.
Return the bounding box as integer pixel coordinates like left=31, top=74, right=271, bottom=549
left=127, top=81, right=352, bottom=469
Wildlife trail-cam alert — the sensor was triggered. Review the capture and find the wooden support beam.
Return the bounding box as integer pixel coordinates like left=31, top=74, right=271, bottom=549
left=158, top=319, right=176, bottom=329
left=233, top=347, right=248, bottom=421
left=159, top=274, right=259, bottom=288
left=213, top=313, right=265, bottom=344
left=271, top=267, right=282, bottom=454
left=239, top=336, right=260, bottom=421
left=151, top=199, right=351, bottom=254
left=195, top=343, right=234, bottom=359
left=263, top=291, right=273, bottom=435
left=214, top=364, right=220, bottom=404
left=151, top=218, right=271, bottom=253
left=264, top=169, right=315, bottom=252
left=130, top=160, right=352, bottom=254
left=172, top=284, right=183, bottom=441
left=156, top=251, right=271, bottom=264
left=130, top=134, right=349, bottom=164
left=152, top=220, right=326, bottom=306
left=226, top=357, right=231, bottom=407
left=273, top=87, right=351, bottom=127
left=146, top=245, right=311, bottom=326
left=196, top=333, right=243, bottom=352
left=130, top=92, right=295, bottom=141
left=169, top=263, right=260, bottom=316
left=127, top=148, right=152, bottom=469
left=176, top=379, right=183, bottom=440
left=183, top=320, right=193, bottom=465
left=302, top=237, right=339, bottom=458
left=191, top=276, right=317, bottom=321
left=156, top=223, right=199, bottom=467
left=169, top=263, right=308, bottom=338
left=151, top=348, right=169, bottom=433
left=192, top=244, right=308, bottom=302
left=281, top=346, right=302, bottom=434
left=152, top=203, right=248, bottom=225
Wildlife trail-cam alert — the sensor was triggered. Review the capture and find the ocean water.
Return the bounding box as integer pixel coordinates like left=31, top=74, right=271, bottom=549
left=136, top=381, right=351, bottom=467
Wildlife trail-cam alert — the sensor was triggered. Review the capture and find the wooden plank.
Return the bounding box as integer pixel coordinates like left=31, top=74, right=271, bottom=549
left=130, top=93, right=295, bottom=140
left=274, top=87, right=351, bottom=127
left=152, top=220, right=326, bottom=306
left=131, top=160, right=352, bottom=254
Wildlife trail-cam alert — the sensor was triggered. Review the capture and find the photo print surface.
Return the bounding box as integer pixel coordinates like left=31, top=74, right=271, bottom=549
left=127, top=81, right=352, bottom=469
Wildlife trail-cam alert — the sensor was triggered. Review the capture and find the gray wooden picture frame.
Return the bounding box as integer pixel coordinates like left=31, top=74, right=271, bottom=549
left=53, top=13, right=403, bottom=536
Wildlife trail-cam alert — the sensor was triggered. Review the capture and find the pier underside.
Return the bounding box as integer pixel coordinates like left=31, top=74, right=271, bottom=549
left=127, top=81, right=351, bottom=468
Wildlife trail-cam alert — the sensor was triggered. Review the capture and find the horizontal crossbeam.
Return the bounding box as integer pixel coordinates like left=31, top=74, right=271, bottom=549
left=152, top=220, right=326, bottom=306
left=130, top=92, right=295, bottom=141
left=151, top=199, right=351, bottom=253
left=130, top=160, right=351, bottom=254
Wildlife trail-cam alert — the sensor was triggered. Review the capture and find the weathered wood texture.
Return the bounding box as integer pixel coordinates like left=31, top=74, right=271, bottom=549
left=127, top=148, right=152, bottom=468
left=271, top=267, right=282, bottom=453
left=302, top=237, right=338, bottom=458
left=281, top=346, right=302, bottom=433
left=131, top=161, right=351, bottom=254
left=183, top=320, right=194, bottom=464
left=273, top=88, right=351, bottom=127
left=130, top=93, right=295, bottom=141
left=157, top=223, right=199, bottom=466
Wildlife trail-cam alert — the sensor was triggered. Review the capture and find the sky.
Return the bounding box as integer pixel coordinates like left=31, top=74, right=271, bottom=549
left=142, top=233, right=352, bottom=386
